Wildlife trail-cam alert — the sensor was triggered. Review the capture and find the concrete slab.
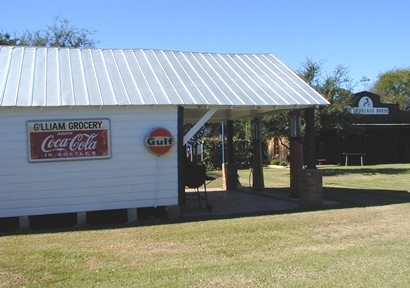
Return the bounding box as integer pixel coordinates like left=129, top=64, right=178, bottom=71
left=182, top=187, right=340, bottom=219
left=182, top=188, right=300, bottom=218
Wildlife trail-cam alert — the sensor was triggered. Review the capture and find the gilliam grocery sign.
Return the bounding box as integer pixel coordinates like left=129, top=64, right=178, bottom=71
left=27, top=119, right=111, bottom=162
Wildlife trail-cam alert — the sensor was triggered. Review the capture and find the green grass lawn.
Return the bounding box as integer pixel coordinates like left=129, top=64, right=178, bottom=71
left=209, top=163, right=410, bottom=191
left=0, top=164, right=409, bottom=287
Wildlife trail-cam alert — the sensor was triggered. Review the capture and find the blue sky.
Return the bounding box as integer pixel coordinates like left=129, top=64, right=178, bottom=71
left=2, top=0, right=409, bottom=92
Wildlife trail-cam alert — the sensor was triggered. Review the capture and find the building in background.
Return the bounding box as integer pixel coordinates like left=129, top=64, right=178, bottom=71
left=266, top=136, right=289, bottom=163
left=318, top=91, right=410, bottom=165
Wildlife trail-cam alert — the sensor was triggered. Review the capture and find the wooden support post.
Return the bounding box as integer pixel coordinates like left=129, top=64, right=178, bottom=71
left=77, top=211, right=86, bottom=226
left=127, top=208, right=138, bottom=223
left=252, top=117, right=264, bottom=191
left=224, top=120, right=237, bottom=191
left=177, top=106, right=185, bottom=205
left=289, top=111, right=303, bottom=198
left=305, top=108, right=316, bottom=169
left=226, top=120, right=234, bottom=166
left=19, top=216, right=29, bottom=230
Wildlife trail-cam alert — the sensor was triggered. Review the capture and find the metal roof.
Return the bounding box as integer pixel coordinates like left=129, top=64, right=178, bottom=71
left=0, top=46, right=328, bottom=119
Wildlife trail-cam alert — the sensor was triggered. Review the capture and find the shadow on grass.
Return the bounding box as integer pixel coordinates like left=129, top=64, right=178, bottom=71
left=161, top=186, right=409, bottom=224
left=322, top=167, right=410, bottom=176
left=324, top=186, right=410, bottom=208
left=1, top=186, right=409, bottom=236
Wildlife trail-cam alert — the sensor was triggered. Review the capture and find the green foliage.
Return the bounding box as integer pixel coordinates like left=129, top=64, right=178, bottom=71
left=233, top=120, right=251, bottom=139
left=297, top=58, right=323, bottom=87
left=1, top=16, right=96, bottom=48
left=269, top=159, right=287, bottom=166
left=372, top=68, right=410, bottom=110
left=18, top=30, right=49, bottom=46
left=315, top=87, right=356, bottom=133
left=202, top=137, right=223, bottom=170
left=299, top=61, right=356, bottom=131
left=0, top=33, right=18, bottom=45
left=261, top=112, right=289, bottom=138
left=201, top=137, right=252, bottom=170
left=261, top=59, right=356, bottom=139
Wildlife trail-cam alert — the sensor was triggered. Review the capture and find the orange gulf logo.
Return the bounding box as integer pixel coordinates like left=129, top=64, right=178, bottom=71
left=145, top=128, right=174, bottom=156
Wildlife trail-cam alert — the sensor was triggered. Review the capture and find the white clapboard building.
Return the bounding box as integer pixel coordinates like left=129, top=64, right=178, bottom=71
left=0, top=46, right=328, bottom=227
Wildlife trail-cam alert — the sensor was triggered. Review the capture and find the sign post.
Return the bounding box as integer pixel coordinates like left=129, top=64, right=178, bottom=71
left=144, top=127, right=174, bottom=207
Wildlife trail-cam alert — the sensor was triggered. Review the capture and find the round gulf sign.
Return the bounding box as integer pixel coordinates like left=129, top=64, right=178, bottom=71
left=145, top=128, right=174, bottom=156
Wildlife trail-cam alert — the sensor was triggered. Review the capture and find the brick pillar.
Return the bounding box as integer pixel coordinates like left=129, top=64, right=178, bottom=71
left=299, top=169, right=323, bottom=208
left=290, top=137, right=303, bottom=197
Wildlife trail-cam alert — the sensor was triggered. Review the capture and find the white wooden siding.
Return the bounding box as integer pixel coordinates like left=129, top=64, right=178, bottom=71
left=0, top=106, right=178, bottom=218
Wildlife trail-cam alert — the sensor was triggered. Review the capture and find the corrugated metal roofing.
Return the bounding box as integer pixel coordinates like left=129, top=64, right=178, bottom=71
left=0, top=46, right=329, bottom=108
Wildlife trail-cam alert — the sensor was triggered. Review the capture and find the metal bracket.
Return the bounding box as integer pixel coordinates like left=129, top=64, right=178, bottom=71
left=183, top=108, right=217, bottom=145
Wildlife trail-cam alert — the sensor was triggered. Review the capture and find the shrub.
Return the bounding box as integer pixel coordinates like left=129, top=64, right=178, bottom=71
left=269, top=159, right=281, bottom=165
left=198, top=138, right=253, bottom=170
left=269, top=159, right=287, bottom=166
left=190, top=137, right=269, bottom=170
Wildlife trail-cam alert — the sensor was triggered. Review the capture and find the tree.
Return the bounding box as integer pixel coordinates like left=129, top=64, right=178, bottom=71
left=297, top=58, right=323, bottom=88
left=0, top=33, right=18, bottom=45
left=372, top=69, right=410, bottom=110
left=262, top=59, right=355, bottom=139
left=304, top=63, right=355, bottom=133
left=1, top=16, right=96, bottom=48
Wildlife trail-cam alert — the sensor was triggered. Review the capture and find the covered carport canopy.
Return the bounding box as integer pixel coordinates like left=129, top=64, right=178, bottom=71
left=177, top=51, right=329, bottom=122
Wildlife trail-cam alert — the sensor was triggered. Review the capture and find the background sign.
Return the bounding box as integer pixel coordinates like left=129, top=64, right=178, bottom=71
left=27, top=119, right=111, bottom=162
left=348, top=96, right=389, bottom=115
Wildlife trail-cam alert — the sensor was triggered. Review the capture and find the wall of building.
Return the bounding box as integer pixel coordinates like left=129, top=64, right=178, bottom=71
left=266, top=137, right=289, bottom=163
left=0, top=106, right=178, bottom=218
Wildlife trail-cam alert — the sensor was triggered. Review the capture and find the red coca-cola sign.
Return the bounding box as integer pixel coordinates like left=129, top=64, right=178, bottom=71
left=27, top=119, right=111, bottom=162
left=145, top=128, right=174, bottom=156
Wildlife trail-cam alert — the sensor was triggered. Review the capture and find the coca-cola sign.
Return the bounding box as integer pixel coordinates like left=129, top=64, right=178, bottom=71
left=27, top=119, right=111, bottom=162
